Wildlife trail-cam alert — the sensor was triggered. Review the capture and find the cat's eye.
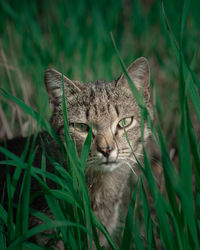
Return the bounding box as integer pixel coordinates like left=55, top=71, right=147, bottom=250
left=72, top=123, right=90, bottom=132
left=118, top=117, right=133, bottom=129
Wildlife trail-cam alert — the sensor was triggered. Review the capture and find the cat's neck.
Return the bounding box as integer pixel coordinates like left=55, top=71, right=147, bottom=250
left=86, top=166, right=130, bottom=201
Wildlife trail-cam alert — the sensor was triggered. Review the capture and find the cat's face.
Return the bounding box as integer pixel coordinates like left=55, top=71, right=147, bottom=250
left=44, top=57, right=152, bottom=172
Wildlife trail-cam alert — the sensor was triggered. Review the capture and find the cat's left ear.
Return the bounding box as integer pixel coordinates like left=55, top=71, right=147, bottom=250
left=116, top=57, right=150, bottom=99
left=44, top=68, right=84, bottom=104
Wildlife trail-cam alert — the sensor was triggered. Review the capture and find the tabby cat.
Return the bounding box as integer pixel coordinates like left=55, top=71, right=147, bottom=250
left=0, top=57, right=153, bottom=248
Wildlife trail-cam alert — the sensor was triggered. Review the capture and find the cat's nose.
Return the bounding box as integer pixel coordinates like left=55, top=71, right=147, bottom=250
left=97, top=145, right=113, bottom=158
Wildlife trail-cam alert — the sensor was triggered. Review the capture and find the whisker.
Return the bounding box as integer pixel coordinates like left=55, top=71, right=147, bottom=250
left=119, top=157, right=137, bottom=164
left=118, top=149, right=130, bottom=152
left=123, top=161, right=137, bottom=177
left=134, top=152, right=144, bottom=157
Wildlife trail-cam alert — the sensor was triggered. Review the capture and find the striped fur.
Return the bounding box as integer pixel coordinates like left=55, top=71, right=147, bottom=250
left=44, top=57, right=153, bottom=248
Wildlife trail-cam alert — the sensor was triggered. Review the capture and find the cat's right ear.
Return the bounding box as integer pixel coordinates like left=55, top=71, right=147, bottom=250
left=116, top=57, right=150, bottom=100
left=44, top=68, right=83, bottom=104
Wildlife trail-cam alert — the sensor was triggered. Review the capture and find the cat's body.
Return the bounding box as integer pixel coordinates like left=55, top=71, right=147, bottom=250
left=0, top=57, right=152, bottom=248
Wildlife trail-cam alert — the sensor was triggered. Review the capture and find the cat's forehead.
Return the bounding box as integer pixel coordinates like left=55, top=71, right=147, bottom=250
left=82, top=81, right=134, bottom=107
left=67, top=80, right=138, bottom=121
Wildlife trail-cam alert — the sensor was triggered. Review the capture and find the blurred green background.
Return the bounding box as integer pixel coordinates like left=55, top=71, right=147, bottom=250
left=0, top=0, right=199, bottom=139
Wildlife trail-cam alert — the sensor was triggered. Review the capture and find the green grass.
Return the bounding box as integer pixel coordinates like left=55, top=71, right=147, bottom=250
left=0, top=0, right=200, bottom=249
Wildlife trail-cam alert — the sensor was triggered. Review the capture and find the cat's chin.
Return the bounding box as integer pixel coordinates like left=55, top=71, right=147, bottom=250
left=98, top=162, right=121, bottom=172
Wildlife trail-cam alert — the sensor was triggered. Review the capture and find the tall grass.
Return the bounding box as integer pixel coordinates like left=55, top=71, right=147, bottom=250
left=0, top=0, right=200, bottom=249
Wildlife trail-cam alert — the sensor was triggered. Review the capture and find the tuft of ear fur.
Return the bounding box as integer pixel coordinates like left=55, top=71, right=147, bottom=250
left=117, top=57, right=150, bottom=99
left=44, top=68, right=83, bottom=104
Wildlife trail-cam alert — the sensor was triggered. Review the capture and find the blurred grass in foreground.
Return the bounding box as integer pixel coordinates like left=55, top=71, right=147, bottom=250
left=0, top=0, right=200, bottom=249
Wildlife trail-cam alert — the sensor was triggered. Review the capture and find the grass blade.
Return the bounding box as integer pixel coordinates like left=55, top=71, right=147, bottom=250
left=80, top=125, right=93, bottom=171
left=120, top=179, right=145, bottom=250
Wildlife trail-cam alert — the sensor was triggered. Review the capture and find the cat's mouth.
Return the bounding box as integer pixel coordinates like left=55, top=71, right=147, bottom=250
left=87, top=157, right=120, bottom=172
left=101, top=161, right=117, bottom=165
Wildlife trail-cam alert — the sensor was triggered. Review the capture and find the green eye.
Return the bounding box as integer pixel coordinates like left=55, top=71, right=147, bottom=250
left=73, top=123, right=89, bottom=132
left=118, top=117, right=133, bottom=128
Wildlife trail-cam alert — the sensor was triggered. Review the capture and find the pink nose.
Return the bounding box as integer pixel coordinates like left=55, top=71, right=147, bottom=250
left=97, top=145, right=113, bottom=158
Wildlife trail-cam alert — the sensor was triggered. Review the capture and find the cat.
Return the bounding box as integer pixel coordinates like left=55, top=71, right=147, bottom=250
left=0, top=57, right=153, bottom=248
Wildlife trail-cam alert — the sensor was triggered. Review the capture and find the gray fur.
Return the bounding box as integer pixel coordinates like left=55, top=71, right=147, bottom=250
left=44, top=57, right=152, bottom=247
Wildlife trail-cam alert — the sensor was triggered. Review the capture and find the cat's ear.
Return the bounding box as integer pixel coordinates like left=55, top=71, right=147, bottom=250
left=116, top=57, right=150, bottom=99
left=44, top=68, right=83, bottom=104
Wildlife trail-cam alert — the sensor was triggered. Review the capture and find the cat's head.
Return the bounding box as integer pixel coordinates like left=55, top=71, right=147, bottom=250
left=44, top=57, right=152, bottom=172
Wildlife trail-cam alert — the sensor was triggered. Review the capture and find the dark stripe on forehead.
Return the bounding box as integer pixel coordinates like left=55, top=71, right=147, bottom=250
left=105, top=87, right=111, bottom=99
left=107, top=103, right=111, bottom=113
left=89, top=88, right=95, bottom=101
left=115, top=105, right=119, bottom=116
left=86, top=108, right=90, bottom=119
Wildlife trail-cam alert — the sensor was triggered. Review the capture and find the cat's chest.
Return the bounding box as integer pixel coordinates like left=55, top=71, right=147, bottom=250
left=86, top=170, right=128, bottom=211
